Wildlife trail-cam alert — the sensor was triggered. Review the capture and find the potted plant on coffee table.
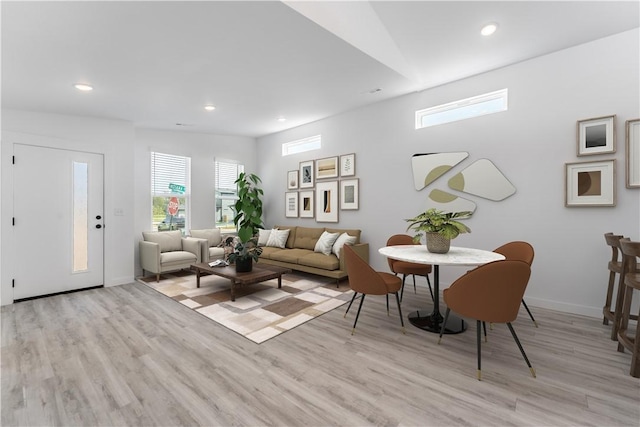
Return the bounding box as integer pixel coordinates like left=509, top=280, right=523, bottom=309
left=405, top=208, right=472, bottom=254
left=229, top=172, right=264, bottom=272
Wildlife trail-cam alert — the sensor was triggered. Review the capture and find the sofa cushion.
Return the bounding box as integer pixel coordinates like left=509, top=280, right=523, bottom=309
left=270, top=248, right=313, bottom=264
left=160, top=250, right=197, bottom=267
left=266, top=228, right=290, bottom=248
left=293, top=227, right=325, bottom=250
left=274, top=225, right=297, bottom=248
left=314, top=231, right=340, bottom=255
left=259, top=246, right=285, bottom=260
left=257, top=229, right=271, bottom=246
left=332, top=232, right=358, bottom=258
left=142, top=230, right=182, bottom=252
left=325, top=227, right=361, bottom=244
left=298, top=252, right=340, bottom=271
left=190, top=228, right=222, bottom=248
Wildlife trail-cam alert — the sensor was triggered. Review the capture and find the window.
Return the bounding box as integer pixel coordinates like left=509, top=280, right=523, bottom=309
left=215, top=160, right=244, bottom=231
left=282, top=135, right=321, bottom=156
left=151, top=152, right=190, bottom=233
left=415, top=88, right=508, bottom=129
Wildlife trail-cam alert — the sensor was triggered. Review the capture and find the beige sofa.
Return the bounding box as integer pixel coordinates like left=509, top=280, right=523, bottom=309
left=257, top=225, right=369, bottom=283
left=139, top=230, right=202, bottom=281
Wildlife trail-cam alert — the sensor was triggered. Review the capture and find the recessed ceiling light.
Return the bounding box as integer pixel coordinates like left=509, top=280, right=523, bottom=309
left=204, top=105, right=216, bottom=111
left=73, top=83, right=93, bottom=91
left=481, top=23, right=498, bottom=36
left=277, top=117, right=286, bottom=122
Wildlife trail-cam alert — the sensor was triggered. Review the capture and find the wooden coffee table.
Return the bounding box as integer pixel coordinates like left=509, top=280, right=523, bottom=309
left=191, top=263, right=292, bottom=301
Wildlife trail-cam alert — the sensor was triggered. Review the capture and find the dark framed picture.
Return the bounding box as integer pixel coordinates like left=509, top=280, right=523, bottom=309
left=577, top=115, right=616, bottom=156
left=565, top=159, right=616, bottom=207
left=316, top=156, right=338, bottom=180
left=299, top=160, right=314, bottom=189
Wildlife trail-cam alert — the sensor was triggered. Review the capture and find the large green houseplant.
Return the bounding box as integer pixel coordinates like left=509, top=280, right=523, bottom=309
left=228, top=172, right=264, bottom=272
left=405, top=208, right=472, bottom=253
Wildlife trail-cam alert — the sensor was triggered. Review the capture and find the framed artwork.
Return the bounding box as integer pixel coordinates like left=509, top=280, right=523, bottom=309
left=340, top=153, right=356, bottom=177
left=285, top=192, right=298, bottom=217
left=315, top=181, right=339, bottom=222
left=340, top=179, right=359, bottom=210
left=565, top=159, right=616, bottom=207
left=316, top=156, right=338, bottom=180
left=299, top=190, right=314, bottom=218
left=299, top=160, right=314, bottom=188
left=625, top=118, right=640, bottom=188
left=287, top=170, right=298, bottom=190
left=577, top=115, right=616, bottom=156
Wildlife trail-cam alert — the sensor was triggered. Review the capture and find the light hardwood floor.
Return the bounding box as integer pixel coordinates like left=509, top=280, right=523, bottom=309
left=1, top=277, right=639, bottom=426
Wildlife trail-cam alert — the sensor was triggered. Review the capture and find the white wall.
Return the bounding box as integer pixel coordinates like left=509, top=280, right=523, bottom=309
left=1, top=110, right=136, bottom=305
left=133, top=129, right=257, bottom=276
left=257, top=29, right=640, bottom=317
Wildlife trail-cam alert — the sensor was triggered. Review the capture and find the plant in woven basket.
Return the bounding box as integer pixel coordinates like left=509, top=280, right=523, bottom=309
left=405, top=208, right=472, bottom=253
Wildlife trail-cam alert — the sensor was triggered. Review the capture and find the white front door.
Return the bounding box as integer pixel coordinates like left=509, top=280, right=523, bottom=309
left=13, top=144, right=104, bottom=300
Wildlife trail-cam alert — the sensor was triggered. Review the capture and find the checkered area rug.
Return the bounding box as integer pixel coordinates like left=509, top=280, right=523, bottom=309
left=137, top=270, right=354, bottom=344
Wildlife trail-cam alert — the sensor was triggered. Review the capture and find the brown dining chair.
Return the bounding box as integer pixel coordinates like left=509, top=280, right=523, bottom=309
left=438, top=259, right=535, bottom=381
left=386, top=234, right=434, bottom=303
left=493, top=241, right=537, bottom=327
left=617, top=240, right=640, bottom=378
left=603, top=233, right=625, bottom=336
left=343, top=244, right=405, bottom=335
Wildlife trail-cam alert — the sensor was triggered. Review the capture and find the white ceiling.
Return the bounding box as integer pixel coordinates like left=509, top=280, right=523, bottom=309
left=2, top=1, right=639, bottom=138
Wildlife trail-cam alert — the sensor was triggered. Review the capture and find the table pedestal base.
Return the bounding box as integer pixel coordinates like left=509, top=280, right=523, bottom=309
left=408, top=310, right=467, bottom=334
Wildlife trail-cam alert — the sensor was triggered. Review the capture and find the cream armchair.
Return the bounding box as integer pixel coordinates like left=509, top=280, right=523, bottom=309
left=189, top=228, right=226, bottom=263
left=140, top=230, right=202, bottom=282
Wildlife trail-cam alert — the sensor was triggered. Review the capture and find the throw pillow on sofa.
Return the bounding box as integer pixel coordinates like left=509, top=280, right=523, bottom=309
left=266, top=228, right=290, bottom=248
left=257, top=228, right=272, bottom=246
left=332, top=232, right=357, bottom=258
left=314, top=231, right=340, bottom=256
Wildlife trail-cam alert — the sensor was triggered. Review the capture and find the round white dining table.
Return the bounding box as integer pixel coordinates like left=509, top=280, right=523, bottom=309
left=378, top=245, right=505, bottom=334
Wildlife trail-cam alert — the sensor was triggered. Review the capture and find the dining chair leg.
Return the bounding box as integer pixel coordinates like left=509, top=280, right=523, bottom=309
left=425, top=274, right=434, bottom=302
left=344, top=292, right=358, bottom=318
left=506, top=322, right=536, bottom=378
left=351, top=294, right=366, bottom=335
left=482, top=321, right=487, bottom=342
left=400, top=274, right=407, bottom=302
left=412, top=274, right=417, bottom=294
left=386, top=294, right=390, bottom=316
left=394, top=291, right=405, bottom=334
left=438, top=308, right=451, bottom=344
left=477, top=320, right=482, bottom=381
left=521, top=299, right=538, bottom=327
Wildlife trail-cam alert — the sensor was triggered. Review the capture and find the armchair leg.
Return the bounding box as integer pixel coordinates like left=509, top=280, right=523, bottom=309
left=352, top=294, right=366, bottom=335
left=394, top=292, right=405, bottom=334
left=438, top=308, right=451, bottom=344
left=507, top=322, right=536, bottom=378
left=156, top=273, right=160, bottom=283
left=477, top=320, right=482, bottom=381
left=344, top=292, right=358, bottom=318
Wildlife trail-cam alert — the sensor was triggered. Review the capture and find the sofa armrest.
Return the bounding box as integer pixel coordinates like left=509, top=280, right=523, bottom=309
left=187, top=237, right=209, bottom=263
left=340, top=243, right=369, bottom=271
left=182, top=237, right=202, bottom=262
left=140, top=240, right=161, bottom=274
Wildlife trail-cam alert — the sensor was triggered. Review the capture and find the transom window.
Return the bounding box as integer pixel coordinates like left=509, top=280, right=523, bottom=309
left=282, top=135, right=321, bottom=156
left=416, top=89, right=508, bottom=129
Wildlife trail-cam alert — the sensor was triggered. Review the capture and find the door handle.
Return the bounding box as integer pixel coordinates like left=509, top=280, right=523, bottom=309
left=96, top=224, right=102, bottom=229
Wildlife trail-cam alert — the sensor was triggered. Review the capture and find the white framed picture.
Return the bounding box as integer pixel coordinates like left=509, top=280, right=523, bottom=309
left=577, top=115, right=616, bottom=156
left=340, top=153, right=356, bottom=177
left=625, top=118, right=640, bottom=188
left=285, top=192, right=298, bottom=217
left=299, top=160, right=314, bottom=188
left=340, top=178, right=359, bottom=210
left=315, top=181, right=338, bottom=222
left=299, top=190, right=314, bottom=218
left=287, top=170, right=298, bottom=190
left=565, top=159, right=616, bottom=207
left=315, top=156, right=338, bottom=180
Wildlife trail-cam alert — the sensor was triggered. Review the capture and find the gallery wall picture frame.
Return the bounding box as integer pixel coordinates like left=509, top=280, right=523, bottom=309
left=625, top=118, right=640, bottom=188
left=565, top=159, right=616, bottom=207
left=315, top=181, right=339, bottom=222
left=299, top=190, right=315, bottom=218
left=299, top=160, right=314, bottom=189
left=316, top=156, right=339, bottom=180
left=287, top=170, right=298, bottom=190
left=285, top=192, right=298, bottom=217
left=340, top=178, right=359, bottom=210
left=577, top=115, right=616, bottom=156
left=340, top=153, right=356, bottom=177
